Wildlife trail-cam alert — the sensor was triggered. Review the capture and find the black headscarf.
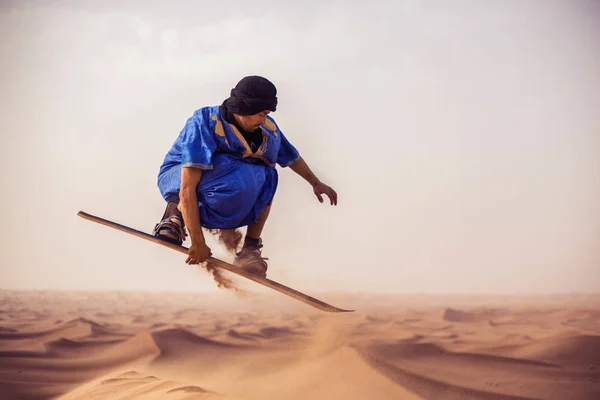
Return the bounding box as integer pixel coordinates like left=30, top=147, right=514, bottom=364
left=220, top=76, right=278, bottom=154
left=223, top=75, right=278, bottom=116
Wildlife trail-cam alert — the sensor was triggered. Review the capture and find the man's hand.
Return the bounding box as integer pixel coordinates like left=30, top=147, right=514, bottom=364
left=289, top=157, right=338, bottom=206
left=313, top=182, right=338, bottom=205
left=186, top=240, right=212, bottom=264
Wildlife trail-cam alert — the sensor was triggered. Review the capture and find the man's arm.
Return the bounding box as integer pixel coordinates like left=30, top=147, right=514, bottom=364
left=179, top=166, right=206, bottom=246
left=289, top=157, right=338, bottom=205
left=289, top=157, right=320, bottom=187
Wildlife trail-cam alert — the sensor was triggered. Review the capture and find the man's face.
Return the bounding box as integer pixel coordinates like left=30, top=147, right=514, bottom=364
left=234, top=110, right=270, bottom=132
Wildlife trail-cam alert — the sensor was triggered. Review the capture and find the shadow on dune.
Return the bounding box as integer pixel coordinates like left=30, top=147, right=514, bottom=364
left=0, top=319, right=162, bottom=400
left=356, top=350, right=542, bottom=400
left=487, top=334, right=600, bottom=367
left=353, top=337, right=600, bottom=400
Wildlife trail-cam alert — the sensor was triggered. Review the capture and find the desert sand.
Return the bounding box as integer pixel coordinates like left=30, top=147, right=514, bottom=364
left=1, top=288, right=599, bottom=400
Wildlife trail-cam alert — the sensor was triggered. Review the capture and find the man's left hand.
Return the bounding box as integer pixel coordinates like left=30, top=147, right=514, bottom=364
left=313, top=182, right=338, bottom=205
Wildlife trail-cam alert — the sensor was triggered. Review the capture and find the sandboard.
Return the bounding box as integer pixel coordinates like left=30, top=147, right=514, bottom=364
left=77, top=211, right=354, bottom=313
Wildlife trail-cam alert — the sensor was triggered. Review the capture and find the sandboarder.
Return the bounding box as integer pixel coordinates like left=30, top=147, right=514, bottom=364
left=153, top=76, right=338, bottom=277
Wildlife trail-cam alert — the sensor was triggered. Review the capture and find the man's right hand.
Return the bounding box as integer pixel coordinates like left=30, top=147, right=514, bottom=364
left=186, top=241, right=212, bottom=264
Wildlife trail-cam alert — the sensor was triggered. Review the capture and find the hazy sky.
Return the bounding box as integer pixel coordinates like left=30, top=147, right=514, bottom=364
left=1, top=0, right=599, bottom=295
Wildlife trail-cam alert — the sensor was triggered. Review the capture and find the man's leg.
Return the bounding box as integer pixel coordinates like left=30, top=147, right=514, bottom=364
left=155, top=164, right=188, bottom=245
left=246, top=203, right=272, bottom=241
left=233, top=203, right=273, bottom=277
left=153, top=200, right=187, bottom=245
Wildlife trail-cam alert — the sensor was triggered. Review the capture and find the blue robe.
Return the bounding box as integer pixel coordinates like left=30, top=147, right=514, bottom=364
left=157, top=105, right=300, bottom=229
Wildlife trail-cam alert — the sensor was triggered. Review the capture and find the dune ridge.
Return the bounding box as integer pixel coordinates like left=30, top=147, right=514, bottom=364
left=0, top=290, right=599, bottom=399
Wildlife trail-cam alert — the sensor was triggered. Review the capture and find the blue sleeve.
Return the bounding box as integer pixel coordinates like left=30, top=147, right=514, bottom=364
left=179, top=110, right=217, bottom=169
left=276, top=131, right=300, bottom=167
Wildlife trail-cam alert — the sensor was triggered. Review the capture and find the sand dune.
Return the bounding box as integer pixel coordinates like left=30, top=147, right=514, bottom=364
left=58, top=370, right=227, bottom=400
left=494, top=334, right=600, bottom=366
left=0, top=290, right=599, bottom=399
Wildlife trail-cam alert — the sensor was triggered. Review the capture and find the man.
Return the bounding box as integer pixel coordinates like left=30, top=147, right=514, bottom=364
left=153, top=75, right=337, bottom=277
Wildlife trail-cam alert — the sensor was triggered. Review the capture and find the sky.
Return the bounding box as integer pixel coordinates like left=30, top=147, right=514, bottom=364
left=1, top=0, right=599, bottom=295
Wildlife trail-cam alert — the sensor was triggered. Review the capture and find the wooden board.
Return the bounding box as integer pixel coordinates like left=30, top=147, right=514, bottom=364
left=77, top=211, right=354, bottom=313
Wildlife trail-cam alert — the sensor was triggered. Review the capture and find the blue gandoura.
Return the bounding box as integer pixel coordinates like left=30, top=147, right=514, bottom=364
left=153, top=76, right=338, bottom=277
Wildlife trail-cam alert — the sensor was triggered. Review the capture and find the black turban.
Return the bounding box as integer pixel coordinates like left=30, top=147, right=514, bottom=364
left=224, top=75, right=278, bottom=115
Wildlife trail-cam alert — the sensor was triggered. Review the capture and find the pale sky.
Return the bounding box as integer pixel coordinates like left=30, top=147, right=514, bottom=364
left=1, top=0, right=599, bottom=295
